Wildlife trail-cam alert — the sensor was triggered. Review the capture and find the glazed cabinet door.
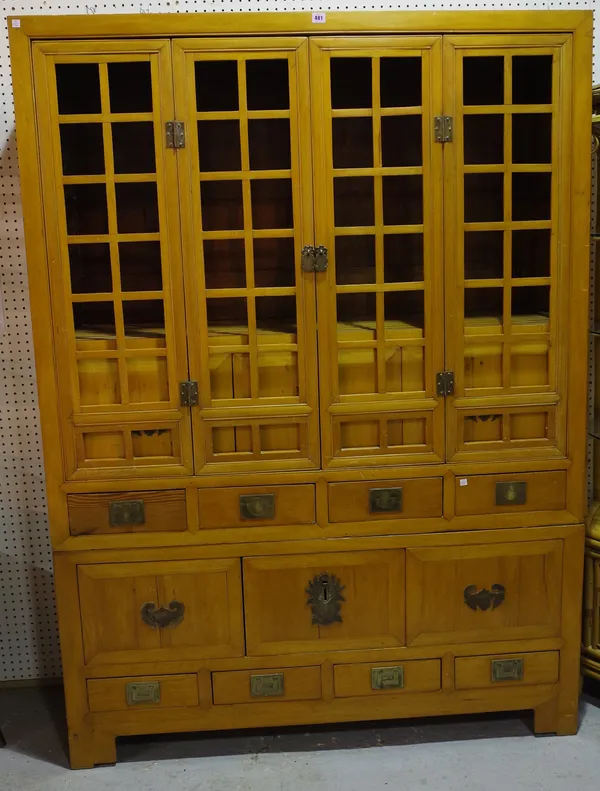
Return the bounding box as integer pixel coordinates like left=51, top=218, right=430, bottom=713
left=173, top=39, right=319, bottom=473
left=310, top=38, right=445, bottom=469
left=33, top=41, right=192, bottom=480
left=443, top=36, right=572, bottom=461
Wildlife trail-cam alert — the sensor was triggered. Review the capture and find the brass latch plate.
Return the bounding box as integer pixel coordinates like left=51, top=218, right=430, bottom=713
left=240, top=493, right=275, bottom=519
left=491, top=658, right=524, bottom=682
left=109, top=499, right=145, bottom=526
left=250, top=673, right=284, bottom=697
left=126, top=681, right=161, bottom=705
left=495, top=481, right=527, bottom=506
left=369, top=487, right=403, bottom=513
left=371, top=666, right=404, bottom=690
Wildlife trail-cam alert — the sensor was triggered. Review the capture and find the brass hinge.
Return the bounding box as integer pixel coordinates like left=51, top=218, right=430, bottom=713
left=301, top=245, right=328, bottom=272
left=166, top=121, right=185, bottom=149
left=179, top=380, right=199, bottom=406
left=436, top=371, right=455, bottom=397
left=434, top=116, right=453, bottom=143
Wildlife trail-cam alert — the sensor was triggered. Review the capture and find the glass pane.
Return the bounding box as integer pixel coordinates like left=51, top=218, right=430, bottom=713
left=334, top=177, right=374, bottom=227
left=73, top=301, right=116, bottom=348
left=112, top=122, right=156, bottom=174
left=210, top=352, right=250, bottom=400
left=78, top=358, right=120, bottom=406
left=258, top=352, right=298, bottom=397
left=464, top=116, right=504, bottom=165
left=384, top=234, right=424, bottom=282
left=56, top=63, right=101, bottom=115
left=332, top=118, right=373, bottom=169
left=336, top=235, right=375, bottom=285
left=256, top=295, right=296, bottom=338
left=463, top=57, right=504, bottom=106
left=247, top=59, right=289, bottom=111
left=512, top=56, right=552, bottom=104
left=204, top=239, right=245, bottom=289
left=464, top=231, right=504, bottom=279
left=254, top=238, right=295, bottom=287
left=384, top=290, right=424, bottom=332
left=207, top=297, right=248, bottom=334
left=60, top=124, right=104, bottom=175
left=69, top=243, right=112, bottom=294
left=249, top=119, right=291, bottom=170
left=251, top=179, right=293, bottom=229
left=512, top=285, right=549, bottom=319
left=196, top=60, right=238, bottom=112
left=115, top=183, right=159, bottom=233
left=381, top=116, right=422, bottom=167
left=381, top=57, right=421, bottom=107
left=198, top=120, right=241, bottom=172
left=331, top=58, right=371, bottom=109
left=127, top=357, right=169, bottom=403
left=511, top=349, right=549, bottom=387
left=512, top=114, right=552, bottom=164
left=382, top=176, right=423, bottom=226
left=386, top=347, right=425, bottom=392
left=338, top=292, right=375, bottom=327
left=512, top=229, right=550, bottom=278
left=465, top=344, right=503, bottom=389
left=339, top=351, right=377, bottom=395
left=201, top=181, right=243, bottom=231
left=465, top=287, right=503, bottom=326
left=119, top=241, right=162, bottom=292
left=464, top=174, right=503, bottom=223
left=108, top=62, right=152, bottom=113
left=123, top=299, right=165, bottom=348
left=512, top=173, right=551, bottom=221
left=64, top=184, right=109, bottom=235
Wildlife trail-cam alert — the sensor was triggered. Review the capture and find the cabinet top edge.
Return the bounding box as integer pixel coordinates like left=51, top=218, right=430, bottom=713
left=6, top=10, right=592, bottom=42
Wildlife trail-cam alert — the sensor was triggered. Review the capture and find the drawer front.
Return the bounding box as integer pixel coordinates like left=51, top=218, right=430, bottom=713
left=455, top=651, right=560, bottom=690
left=199, top=484, right=316, bottom=529
left=334, top=659, right=441, bottom=698
left=406, top=540, right=562, bottom=646
left=243, top=550, right=405, bottom=655
left=212, top=666, right=321, bottom=705
left=454, top=471, right=566, bottom=516
left=78, top=559, right=244, bottom=665
left=87, top=674, right=199, bottom=712
left=328, top=478, right=443, bottom=523
left=68, top=490, right=187, bottom=535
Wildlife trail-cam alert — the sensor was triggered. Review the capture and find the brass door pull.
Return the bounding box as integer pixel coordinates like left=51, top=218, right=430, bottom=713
left=141, top=600, right=185, bottom=628
left=464, top=584, right=505, bottom=611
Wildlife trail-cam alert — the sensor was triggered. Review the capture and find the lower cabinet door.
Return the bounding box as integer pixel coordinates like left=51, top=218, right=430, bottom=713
left=78, top=559, right=244, bottom=665
left=405, top=540, right=563, bottom=646
left=243, top=550, right=405, bottom=655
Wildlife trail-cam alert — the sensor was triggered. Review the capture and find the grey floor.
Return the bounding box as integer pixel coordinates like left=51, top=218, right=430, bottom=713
left=2, top=685, right=600, bottom=791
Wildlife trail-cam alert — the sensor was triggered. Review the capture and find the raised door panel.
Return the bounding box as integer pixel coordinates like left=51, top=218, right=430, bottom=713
left=310, top=37, right=445, bottom=469
left=32, top=41, right=192, bottom=479
left=243, top=550, right=405, bottom=655
left=443, top=35, right=571, bottom=462
left=172, top=38, right=319, bottom=474
left=78, top=559, right=244, bottom=665
left=405, top=540, right=562, bottom=646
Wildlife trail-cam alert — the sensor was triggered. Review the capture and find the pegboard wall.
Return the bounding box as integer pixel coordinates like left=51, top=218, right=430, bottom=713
left=0, top=1, right=597, bottom=683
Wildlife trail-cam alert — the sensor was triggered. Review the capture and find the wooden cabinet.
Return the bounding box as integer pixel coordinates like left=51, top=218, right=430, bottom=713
left=10, top=10, right=591, bottom=768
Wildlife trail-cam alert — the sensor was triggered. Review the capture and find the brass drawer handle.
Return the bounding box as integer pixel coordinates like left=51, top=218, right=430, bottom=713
left=495, top=481, right=526, bottom=506
left=141, top=600, right=185, bottom=628
left=492, top=658, right=523, bottom=682
left=250, top=673, right=285, bottom=697
left=240, top=493, right=275, bottom=519
left=126, top=681, right=160, bottom=705
left=464, top=584, right=505, bottom=611
left=306, top=572, right=345, bottom=625
left=109, top=499, right=145, bottom=526
left=369, top=487, right=403, bottom=514
left=371, top=666, right=404, bottom=690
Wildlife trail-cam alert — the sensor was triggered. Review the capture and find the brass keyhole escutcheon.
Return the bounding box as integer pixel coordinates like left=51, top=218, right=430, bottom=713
left=495, top=481, right=526, bottom=506
left=239, top=494, right=275, bottom=520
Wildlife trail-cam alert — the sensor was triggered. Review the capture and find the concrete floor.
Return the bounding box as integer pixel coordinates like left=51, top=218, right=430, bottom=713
left=2, top=685, right=600, bottom=791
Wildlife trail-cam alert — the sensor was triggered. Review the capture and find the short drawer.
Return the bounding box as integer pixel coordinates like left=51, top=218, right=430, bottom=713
left=68, top=490, right=187, bottom=535
left=212, top=666, right=321, bottom=704
left=455, top=651, right=560, bottom=690
left=328, top=477, right=443, bottom=523
left=334, top=659, right=441, bottom=698
left=199, top=484, right=316, bottom=529
left=87, top=674, right=199, bottom=712
left=454, top=471, right=566, bottom=516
